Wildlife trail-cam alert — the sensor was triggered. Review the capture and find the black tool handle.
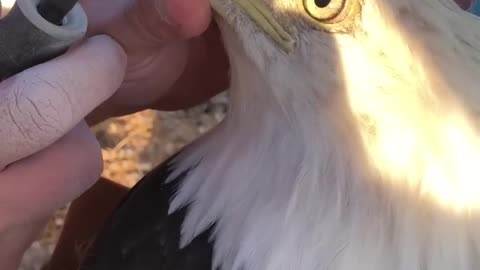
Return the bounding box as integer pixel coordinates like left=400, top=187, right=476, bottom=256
left=0, top=0, right=87, bottom=81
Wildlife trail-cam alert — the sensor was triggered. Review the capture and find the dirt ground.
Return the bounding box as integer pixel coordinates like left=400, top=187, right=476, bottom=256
left=19, top=94, right=228, bottom=270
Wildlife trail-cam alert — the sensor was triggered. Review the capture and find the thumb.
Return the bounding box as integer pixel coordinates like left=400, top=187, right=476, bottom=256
left=88, top=0, right=212, bottom=49
left=0, top=35, right=127, bottom=168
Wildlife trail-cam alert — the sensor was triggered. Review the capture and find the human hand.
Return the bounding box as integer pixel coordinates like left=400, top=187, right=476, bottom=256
left=81, top=0, right=230, bottom=125
left=0, top=36, right=126, bottom=270
left=0, top=1, right=227, bottom=267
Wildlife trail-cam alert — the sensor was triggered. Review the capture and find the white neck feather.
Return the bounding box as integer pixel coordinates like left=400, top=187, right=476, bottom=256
left=166, top=13, right=480, bottom=270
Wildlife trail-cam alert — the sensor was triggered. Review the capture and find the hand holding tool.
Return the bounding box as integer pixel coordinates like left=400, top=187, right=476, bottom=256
left=0, top=0, right=87, bottom=80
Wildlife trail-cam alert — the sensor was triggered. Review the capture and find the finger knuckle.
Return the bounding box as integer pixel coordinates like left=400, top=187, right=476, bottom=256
left=2, top=82, right=73, bottom=148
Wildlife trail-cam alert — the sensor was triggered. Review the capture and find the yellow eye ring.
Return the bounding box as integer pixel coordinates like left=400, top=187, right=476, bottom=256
left=300, top=0, right=361, bottom=32
left=303, top=0, right=348, bottom=23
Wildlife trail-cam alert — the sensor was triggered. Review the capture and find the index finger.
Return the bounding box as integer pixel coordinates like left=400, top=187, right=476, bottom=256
left=0, top=35, right=126, bottom=168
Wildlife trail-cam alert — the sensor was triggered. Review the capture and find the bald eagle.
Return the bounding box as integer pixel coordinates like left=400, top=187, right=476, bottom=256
left=79, top=0, right=480, bottom=269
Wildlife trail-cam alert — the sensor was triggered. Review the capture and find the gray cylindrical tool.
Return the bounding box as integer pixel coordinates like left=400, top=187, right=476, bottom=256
left=0, top=0, right=87, bottom=80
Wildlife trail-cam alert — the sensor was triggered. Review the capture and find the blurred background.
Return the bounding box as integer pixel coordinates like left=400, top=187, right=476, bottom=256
left=19, top=93, right=229, bottom=270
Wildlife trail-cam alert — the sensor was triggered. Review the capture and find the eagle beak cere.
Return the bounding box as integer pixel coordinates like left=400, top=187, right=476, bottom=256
left=232, top=0, right=295, bottom=51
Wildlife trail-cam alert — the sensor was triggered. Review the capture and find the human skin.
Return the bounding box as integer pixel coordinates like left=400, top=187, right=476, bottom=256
left=82, top=0, right=229, bottom=123
left=0, top=36, right=127, bottom=270
left=0, top=0, right=228, bottom=269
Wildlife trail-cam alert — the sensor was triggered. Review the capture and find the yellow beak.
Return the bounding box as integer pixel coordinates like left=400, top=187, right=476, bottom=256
left=232, top=0, right=295, bottom=51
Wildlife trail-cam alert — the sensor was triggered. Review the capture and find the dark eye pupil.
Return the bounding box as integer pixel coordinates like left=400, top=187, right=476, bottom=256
left=314, top=0, right=331, bottom=7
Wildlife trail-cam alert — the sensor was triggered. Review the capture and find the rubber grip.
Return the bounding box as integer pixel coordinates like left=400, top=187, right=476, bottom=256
left=0, top=0, right=87, bottom=80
